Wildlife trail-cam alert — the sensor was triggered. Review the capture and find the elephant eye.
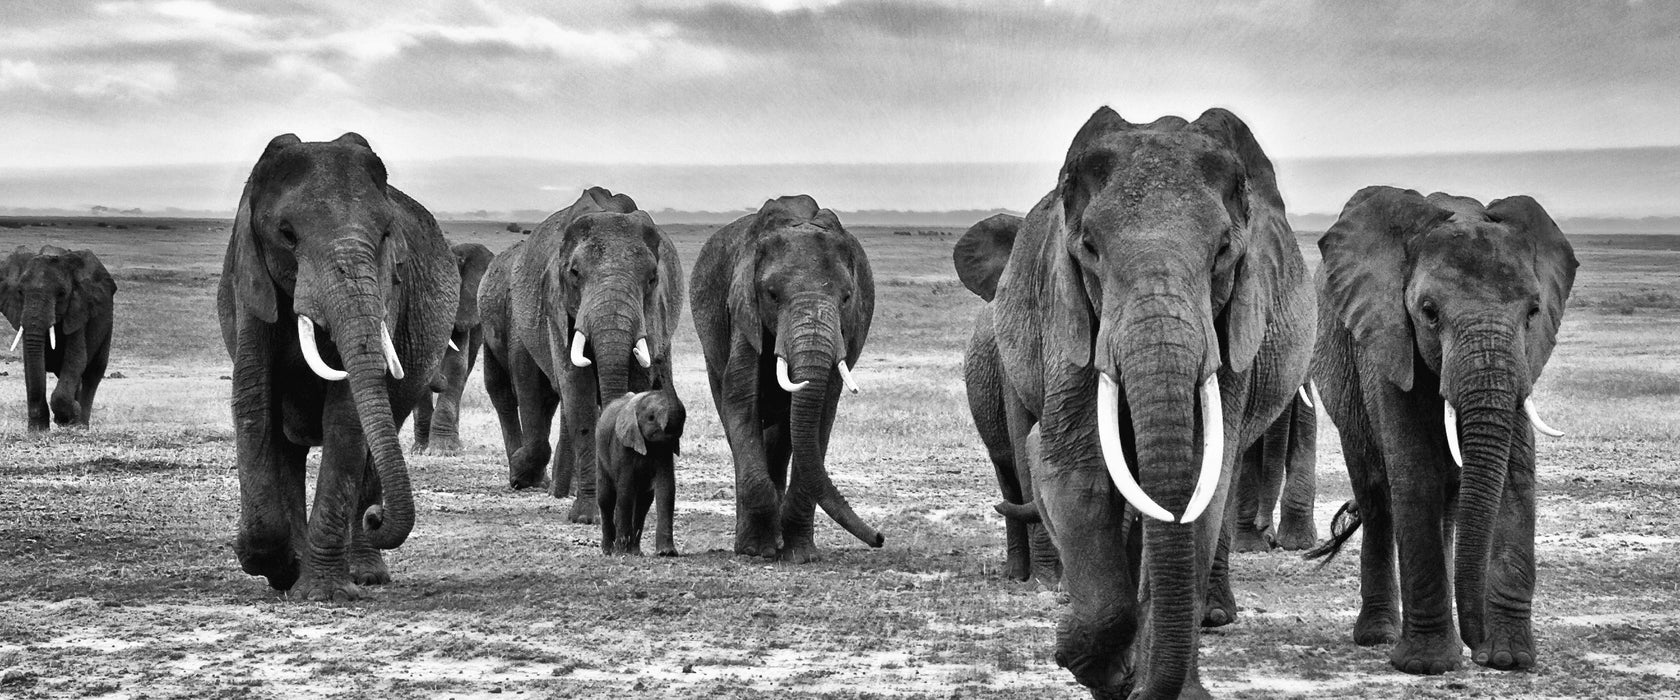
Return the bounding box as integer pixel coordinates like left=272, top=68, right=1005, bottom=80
left=277, top=221, right=297, bottom=245
left=569, top=266, right=581, bottom=280
left=1420, top=300, right=1440, bottom=325
left=1528, top=305, right=1542, bottom=320
left=1081, top=238, right=1099, bottom=258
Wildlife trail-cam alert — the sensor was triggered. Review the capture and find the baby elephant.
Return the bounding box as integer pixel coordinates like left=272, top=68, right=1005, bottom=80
left=594, top=390, right=686, bottom=556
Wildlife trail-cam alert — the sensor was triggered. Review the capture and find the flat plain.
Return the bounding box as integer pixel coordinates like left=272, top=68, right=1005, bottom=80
left=1, top=217, right=1678, bottom=699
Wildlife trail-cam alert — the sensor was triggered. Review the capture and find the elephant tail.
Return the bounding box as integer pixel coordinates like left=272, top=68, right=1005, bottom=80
left=1303, top=499, right=1361, bottom=565
left=992, top=499, right=1042, bottom=524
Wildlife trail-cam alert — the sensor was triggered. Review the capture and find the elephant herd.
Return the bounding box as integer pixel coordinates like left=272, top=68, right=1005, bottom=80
left=2, top=106, right=1583, bottom=699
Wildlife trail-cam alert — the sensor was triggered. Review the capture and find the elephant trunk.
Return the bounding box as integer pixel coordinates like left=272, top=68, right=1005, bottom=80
left=426, top=334, right=471, bottom=447
left=782, top=296, right=884, bottom=547
left=325, top=256, right=414, bottom=550
left=21, top=295, right=53, bottom=431
left=1113, top=299, right=1209, bottom=697
left=1449, top=331, right=1522, bottom=651
left=577, top=288, right=643, bottom=404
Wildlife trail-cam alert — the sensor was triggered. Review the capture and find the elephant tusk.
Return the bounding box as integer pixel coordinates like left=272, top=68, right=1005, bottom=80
left=1309, top=380, right=1326, bottom=414
left=296, top=316, right=348, bottom=381
left=570, top=330, right=592, bottom=367
left=836, top=360, right=859, bottom=394
left=8, top=326, right=19, bottom=351
left=1443, top=401, right=1463, bottom=467
left=49, top=326, right=55, bottom=350
left=1179, top=374, right=1225, bottom=524
left=633, top=337, right=652, bottom=368
left=381, top=321, right=405, bottom=380
left=1524, top=398, right=1564, bottom=437
left=1097, top=372, right=1175, bottom=523
left=448, top=338, right=460, bottom=352
left=775, top=355, right=808, bottom=393
left=1298, top=384, right=1314, bottom=409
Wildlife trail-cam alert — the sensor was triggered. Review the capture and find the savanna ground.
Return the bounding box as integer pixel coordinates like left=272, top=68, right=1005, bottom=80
left=2, top=216, right=1679, bottom=699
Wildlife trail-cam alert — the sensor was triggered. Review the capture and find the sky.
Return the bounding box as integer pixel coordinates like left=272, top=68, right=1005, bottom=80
left=1, top=0, right=1678, bottom=216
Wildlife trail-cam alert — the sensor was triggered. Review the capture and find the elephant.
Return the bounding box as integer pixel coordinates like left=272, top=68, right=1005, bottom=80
left=960, top=214, right=1061, bottom=585
left=594, top=389, right=686, bottom=556
left=1231, top=388, right=1317, bottom=552
left=690, top=195, right=885, bottom=563
left=413, top=242, right=494, bottom=454
left=216, top=132, right=459, bottom=601
left=479, top=187, right=684, bottom=523
left=951, top=107, right=1315, bottom=698
left=1, top=245, right=117, bottom=431
left=1304, top=186, right=1577, bottom=675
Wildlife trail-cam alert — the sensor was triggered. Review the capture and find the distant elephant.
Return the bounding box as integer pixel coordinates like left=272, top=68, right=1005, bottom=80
left=414, top=242, right=494, bottom=454
left=691, top=195, right=885, bottom=562
left=595, top=389, right=686, bottom=556
left=1306, top=186, right=1577, bottom=675
left=216, top=133, right=459, bottom=601
left=952, top=108, right=1315, bottom=698
left=1, top=245, right=116, bottom=431
left=959, top=214, right=1060, bottom=585
left=479, top=187, right=683, bottom=523
left=1232, top=388, right=1317, bottom=552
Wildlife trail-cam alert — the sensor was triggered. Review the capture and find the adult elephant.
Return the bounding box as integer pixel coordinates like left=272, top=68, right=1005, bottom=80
left=1, top=245, right=117, bottom=431
left=414, top=242, right=494, bottom=454
left=952, top=107, right=1314, bottom=698
left=217, top=133, right=459, bottom=601
left=481, top=187, right=683, bottom=522
left=691, top=195, right=884, bottom=563
left=1231, top=388, right=1317, bottom=552
left=959, top=214, right=1060, bottom=584
left=1306, top=186, right=1576, bottom=674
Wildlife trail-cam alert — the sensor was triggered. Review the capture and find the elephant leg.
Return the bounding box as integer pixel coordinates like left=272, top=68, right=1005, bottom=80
left=412, top=391, right=435, bottom=453
left=427, top=356, right=470, bottom=456
left=631, top=485, right=656, bottom=556
left=1475, top=434, right=1537, bottom=670
left=1232, top=441, right=1270, bottom=552
left=348, top=456, right=390, bottom=586
left=77, top=345, right=108, bottom=427
left=292, top=393, right=368, bottom=602
left=718, top=350, right=779, bottom=558
left=1042, top=469, right=1140, bottom=694
left=778, top=378, right=842, bottom=563
left=597, top=472, right=618, bottom=554
left=1255, top=416, right=1291, bottom=538
left=612, top=474, right=642, bottom=555
left=1388, top=461, right=1460, bottom=673
left=482, top=349, right=525, bottom=466
left=1202, top=517, right=1237, bottom=627
left=508, top=348, right=556, bottom=491
left=1274, top=400, right=1319, bottom=551
left=563, top=370, right=601, bottom=523
left=653, top=458, right=678, bottom=557
left=763, top=422, right=792, bottom=495
left=232, top=325, right=309, bottom=590
left=986, top=419, right=1029, bottom=582
left=49, top=373, right=83, bottom=426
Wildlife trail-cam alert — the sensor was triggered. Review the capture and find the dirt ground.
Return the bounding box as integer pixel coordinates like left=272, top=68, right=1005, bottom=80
left=1, top=218, right=1678, bottom=699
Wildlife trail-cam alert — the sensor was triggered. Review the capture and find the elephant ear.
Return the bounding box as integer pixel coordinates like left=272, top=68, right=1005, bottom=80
left=61, top=251, right=115, bottom=333
left=1318, top=186, right=1454, bottom=391
left=843, top=226, right=874, bottom=362
left=1043, top=203, right=1095, bottom=369
left=615, top=393, right=648, bottom=456
left=952, top=214, right=1021, bottom=302
left=1191, top=108, right=1295, bottom=375
left=229, top=136, right=298, bottom=324
left=0, top=245, right=33, bottom=327
left=1486, top=195, right=1578, bottom=380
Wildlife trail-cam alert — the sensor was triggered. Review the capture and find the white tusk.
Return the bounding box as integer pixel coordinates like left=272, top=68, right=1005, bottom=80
left=296, top=316, right=348, bottom=381
left=1444, top=401, right=1463, bottom=467
left=448, top=338, right=460, bottom=352
left=1309, top=381, right=1326, bottom=414
left=836, top=360, right=859, bottom=394
left=49, top=326, right=56, bottom=350
left=1524, top=398, right=1564, bottom=437
left=9, top=327, right=20, bottom=351
left=1097, top=372, right=1175, bottom=523
left=570, top=330, right=592, bottom=367
left=633, top=337, right=652, bottom=368
left=775, top=356, right=808, bottom=393
left=1297, top=384, right=1314, bottom=409
left=381, top=322, right=405, bottom=380
left=1179, top=374, right=1225, bottom=524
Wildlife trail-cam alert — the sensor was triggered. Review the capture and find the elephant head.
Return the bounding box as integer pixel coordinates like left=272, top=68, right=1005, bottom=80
left=955, top=107, right=1307, bottom=696
left=1, top=245, right=117, bottom=431
left=543, top=187, right=673, bottom=402
left=613, top=389, right=686, bottom=456
left=1319, top=185, right=1576, bottom=652
left=229, top=132, right=422, bottom=549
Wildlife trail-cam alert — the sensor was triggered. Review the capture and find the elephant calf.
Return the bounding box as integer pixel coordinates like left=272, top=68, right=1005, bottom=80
left=1, top=245, right=117, bottom=431
left=594, top=389, right=686, bottom=556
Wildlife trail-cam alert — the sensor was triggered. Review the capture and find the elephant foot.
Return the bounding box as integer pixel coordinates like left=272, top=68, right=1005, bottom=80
left=1201, top=591, right=1238, bottom=628
left=508, top=470, right=546, bottom=491
left=1233, top=523, right=1273, bottom=553
left=289, top=574, right=361, bottom=603
left=656, top=545, right=679, bottom=557
left=1390, top=630, right=1463, bottom=675
left=568, top=498, right=599, bottom=524
left=427, top=437, right=464, bottom=455
left=778, top=542, right=822, bottom=564
left=1473, top=618, right=1535, bottom=670
left=734, top=525, right=780, bottom=559
left=1273, top=511, right=1318, bottom=551
left=235, top=540, right=301, bottom=591
left=1353, top=607, right=1399, bottom=646
left=1029, top=568, right=1062, bottom=590
left=349, top=549, right=390, bottom=586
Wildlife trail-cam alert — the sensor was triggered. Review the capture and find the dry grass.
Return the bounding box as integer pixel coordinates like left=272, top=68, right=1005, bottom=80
left=1, top=221, right=1678, bottom=698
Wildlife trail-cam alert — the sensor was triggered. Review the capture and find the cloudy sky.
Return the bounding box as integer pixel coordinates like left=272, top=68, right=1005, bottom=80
left=1, top=0, right=1677, bottom=215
